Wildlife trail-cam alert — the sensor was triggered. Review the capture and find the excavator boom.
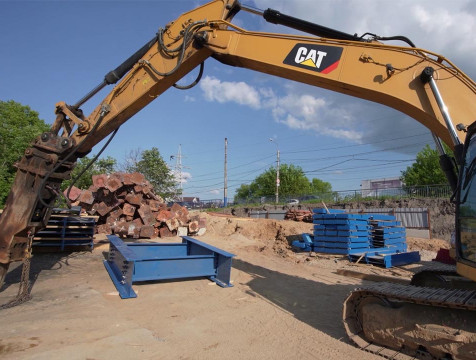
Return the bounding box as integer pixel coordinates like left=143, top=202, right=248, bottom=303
left=0, top=0, right=238, bottom=277
left=2, top=1, right=476, bottom=358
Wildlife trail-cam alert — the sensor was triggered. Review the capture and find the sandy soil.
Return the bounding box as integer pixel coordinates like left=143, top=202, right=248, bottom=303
left=0, top=213, right=449, bottom=360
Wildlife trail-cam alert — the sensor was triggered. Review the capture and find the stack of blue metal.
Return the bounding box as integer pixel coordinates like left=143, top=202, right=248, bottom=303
left=292, top=208, right=420, bottom=268
left=349, top=213, right=420, bottom=268
left=369, top=214, right=407, bottom=252
left=312, top=208, right=372, bottom=255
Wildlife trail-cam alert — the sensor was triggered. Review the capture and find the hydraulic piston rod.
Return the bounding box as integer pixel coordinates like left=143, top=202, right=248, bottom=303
left=421, top=67, right=463, bottom=155
left=421, top=67, right=462, bottom=189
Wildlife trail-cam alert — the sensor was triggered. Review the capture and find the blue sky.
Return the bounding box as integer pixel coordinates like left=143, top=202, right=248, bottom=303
left=1, top=0, right=475, bottom=201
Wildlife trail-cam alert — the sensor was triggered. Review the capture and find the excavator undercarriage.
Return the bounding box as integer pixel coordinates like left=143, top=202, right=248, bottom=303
left=344, top=266, right=476, bottom=360
left=344, top=282, right=476, bottom=360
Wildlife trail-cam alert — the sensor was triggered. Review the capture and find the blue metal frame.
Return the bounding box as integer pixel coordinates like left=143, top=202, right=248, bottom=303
left=349, top=250, right=421, bottom=268
left=103, top=235, right=235, bottom=299
left=292, top=233, right=313, bottom=251
left=33, top=211, right=95, bottom=250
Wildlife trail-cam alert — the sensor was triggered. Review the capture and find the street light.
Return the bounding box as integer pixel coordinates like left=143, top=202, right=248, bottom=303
left=269, top=138, right=280, bottom=204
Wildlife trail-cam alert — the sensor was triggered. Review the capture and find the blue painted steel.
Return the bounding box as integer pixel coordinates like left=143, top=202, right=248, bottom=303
left=372, top=237, right=407, bottom=246
left=307, top=208, right=419, bottom=263
left=313, top=241, right=369, bottom=249
left=292, top=241, right=312, bottom=251
left=337, top=230, right=371, bottom=237
left=314, top=224, right=370, bottom=230
left=314, top=214, right=371, bottom=220
left=314, top=246, right=371, bottom=255
left=315, top=228, right=370, bottom=234
left=313, top=236, right=369, bottom=243
left=291, top=233, right=313, bottom=251
left=373, top=233, right=407, bottom=240
left=349, top=250, right=420, bottom=268
left=301, top=233, right=313, bottom=245
left=310, top=208, right=373, bottom=255
left=103, top=235, right=235, bottom=299
left=313, top=208, right=345, bottom=214
left=33, top=210, right=95, bottom=250
left=314, top=230, right=370, bottom=237
left=374, top=227, right=406, bottom=234
left=315, top=219, right=369, bottom=225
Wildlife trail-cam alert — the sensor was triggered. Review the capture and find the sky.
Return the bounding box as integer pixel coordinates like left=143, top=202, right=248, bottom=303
left=1, top=0, right=476, bottom=202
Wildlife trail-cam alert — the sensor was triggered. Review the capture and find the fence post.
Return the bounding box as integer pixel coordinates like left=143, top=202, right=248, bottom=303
left=427, top=209, right=432, bottom=239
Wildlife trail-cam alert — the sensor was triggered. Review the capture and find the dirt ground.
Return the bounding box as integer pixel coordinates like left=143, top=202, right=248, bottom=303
left=0, top=212, right=449, bottom=360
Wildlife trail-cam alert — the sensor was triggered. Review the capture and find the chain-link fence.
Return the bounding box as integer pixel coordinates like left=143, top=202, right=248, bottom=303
left=230, top=184, right=452, bottom=206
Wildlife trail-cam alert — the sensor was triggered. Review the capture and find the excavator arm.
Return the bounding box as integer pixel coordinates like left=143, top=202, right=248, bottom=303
left=0, top=0, right=238, bottom=282
left=2, top=0, right=476, bottom=304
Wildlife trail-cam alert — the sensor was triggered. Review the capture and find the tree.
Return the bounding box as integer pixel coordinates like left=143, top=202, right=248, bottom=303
left=401, top=144, right=449, bottom=186
left=235, top=184, right=253, bottom=201
left=234, top=163, right=332, bottom=202
left=0, top=100, right=50, bottom=206
left=124, top=147, right=176, bottom=198
left=62, top=155, right=117, bottom=191
left=273, top=164, right=310, bottom=196
left=309, top=178, right=332, bottom=194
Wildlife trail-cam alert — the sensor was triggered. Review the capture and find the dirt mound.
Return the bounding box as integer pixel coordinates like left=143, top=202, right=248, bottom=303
left=203, top=213, right=312, bottom=259
left=203, top=212, right=446, bottom=261
left=406, top=236, right=449, bottom=252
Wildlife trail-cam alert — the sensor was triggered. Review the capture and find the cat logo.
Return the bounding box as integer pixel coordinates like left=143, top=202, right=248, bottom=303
left=283, top=44, right=343, bottom=74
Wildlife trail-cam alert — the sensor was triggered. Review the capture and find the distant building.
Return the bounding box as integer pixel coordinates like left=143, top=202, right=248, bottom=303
left=361, top=177, right=403, bottom=197
left=182, top=196, right=199, bottom=204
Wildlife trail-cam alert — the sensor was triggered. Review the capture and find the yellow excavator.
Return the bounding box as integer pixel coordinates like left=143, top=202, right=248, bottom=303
left=1, top=1, right=475, bottom=358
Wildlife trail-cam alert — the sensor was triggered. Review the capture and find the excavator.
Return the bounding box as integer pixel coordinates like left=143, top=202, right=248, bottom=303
left=1, top=0, right=475, bottom=358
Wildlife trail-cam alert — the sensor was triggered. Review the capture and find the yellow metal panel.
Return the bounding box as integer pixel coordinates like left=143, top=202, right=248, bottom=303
left=457, top=261, right=476, bottom=282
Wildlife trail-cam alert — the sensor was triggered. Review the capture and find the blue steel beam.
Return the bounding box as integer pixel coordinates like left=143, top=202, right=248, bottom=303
left=103, top=235, right=235, bottom=299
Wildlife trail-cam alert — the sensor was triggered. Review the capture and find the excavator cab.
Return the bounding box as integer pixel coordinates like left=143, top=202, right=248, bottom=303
left=456, top=122, right=476, bottom=281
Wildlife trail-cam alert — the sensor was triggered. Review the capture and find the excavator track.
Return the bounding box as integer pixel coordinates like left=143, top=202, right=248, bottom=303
left=409, top=265, right=469, bottom=289
left=343, top=282, right=476, bottom=360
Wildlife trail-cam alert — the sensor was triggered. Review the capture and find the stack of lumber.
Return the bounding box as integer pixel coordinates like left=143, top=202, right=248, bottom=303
left=284, top=209, right=313, bottom=222
left=65, top=172, right=205, bottom=239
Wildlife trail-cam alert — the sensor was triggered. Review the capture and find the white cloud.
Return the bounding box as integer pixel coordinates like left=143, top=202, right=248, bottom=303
left=410, top=4, right=476, bottom=57
left=270, top=93, right=362, bottom=141
left=209, top=189, right=220, bottom=195
left=200, top=76, right=261, bottom=109
left=171, top=170, right=192, bottom=185
left=198, top=73, right=434, bottom=154
left=200, top=76, right=363, bottom=141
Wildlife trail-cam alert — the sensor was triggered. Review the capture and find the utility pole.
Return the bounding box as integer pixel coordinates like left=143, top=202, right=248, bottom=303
left=269, top=138, right=280, bottom=204
left=276, top=148, right=280, bottom=204
left=224, top=138, right=228, bottom=207
left=172, top=144, right=184, bottom=201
